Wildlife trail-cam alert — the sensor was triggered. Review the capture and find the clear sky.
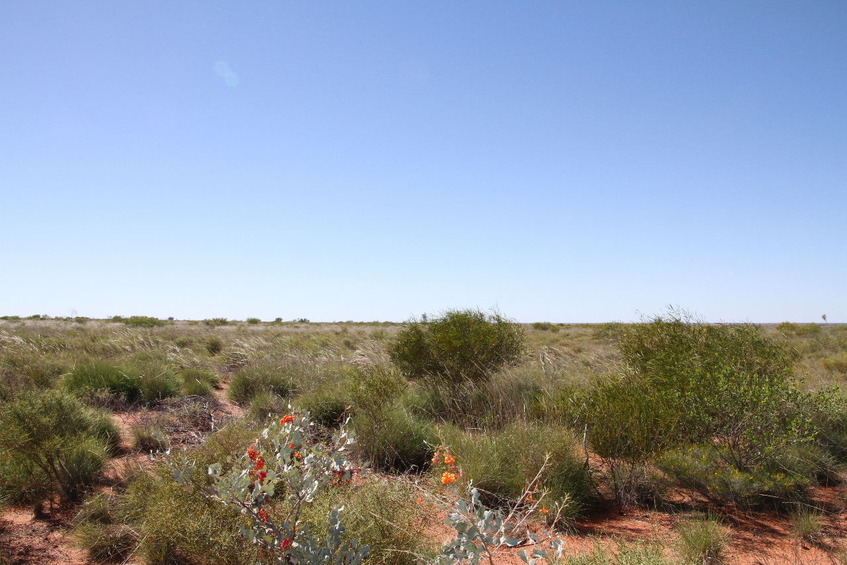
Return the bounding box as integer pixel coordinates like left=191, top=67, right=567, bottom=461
left=1, top=2, right=845, bottom=323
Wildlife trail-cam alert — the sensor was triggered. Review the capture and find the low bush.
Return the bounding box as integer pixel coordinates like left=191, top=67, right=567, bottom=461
left=438, top=423, right=592, bottom=519
left=303, top=477, right=434, bottom=565
left=790, top=506, right=826, bottom=546
left=62, top=359, right=180, bottom=404
left=131, top=425, right=169, bottom=453
left=296, top=386, right=350, bottom=429
left=657, top=445, right=810, bottom=508
left=119, top=423, right=258, bottom=565
left=179, top=367, right=219, bottom=397
left=353, top=406, right=436, bottom=473
left=122, top=316, right=165, bottom=327
left=228, top=363, right=294, bottom=405
left=0, top=390, right=120, bottom=504
left=246, top=390, right=288, bottom=423
left=206, top=336, right=224, bottom=355
left=676, top=516, right=729, bottom=564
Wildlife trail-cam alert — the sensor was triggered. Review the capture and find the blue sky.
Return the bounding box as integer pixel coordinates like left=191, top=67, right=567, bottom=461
left=1, top=2, right=845, bottom=323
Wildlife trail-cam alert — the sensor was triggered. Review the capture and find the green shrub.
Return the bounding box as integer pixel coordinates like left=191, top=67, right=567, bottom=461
left=73, top=523, right=137, bottom=562
left=246, top=317, right=261, bottom=325
left=246, top=390, right=288, bottom=423
left=204, top=318, right=230, bottom=327
left=303, top=477, right=434, bottom=565
left=389, top=309, right=525, bottom=385
left=586, top=314, right=826, bottom=470
left=131, top=425, right=169, bottom=453
left=179, top=367, right=219, bottom=397
left=62, top=359, right=180, bottom=404
left=438, top=423, right=592, bottom=518
left=790, top=506, right=825, bottom=546
left=228, top=364, right=294, bottom=405
left=297, top=386, right=350, bottom=429
left=206, top=336, right=224, bottom=355
left=676, top=516, right=729, bottom=564
left=353, top=406, right=436, bottom=473
left=657, top=445, right=811, bottom=508
left=120, top=423, right=258, bottom=565
left=0, top=390, right=119, bottom=504
left=0, top=352, right=65, bottom=401
left=122, top=315, right=165, bottom=327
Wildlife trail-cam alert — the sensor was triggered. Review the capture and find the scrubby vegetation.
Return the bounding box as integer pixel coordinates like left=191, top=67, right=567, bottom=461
left=1, top=310, right=846, bottom=564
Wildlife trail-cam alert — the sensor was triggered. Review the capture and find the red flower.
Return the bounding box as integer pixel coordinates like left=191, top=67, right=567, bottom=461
left=257, top=509, right=269, bottom=523
left=255, top=457, right=265, bottom=470
left=247, top=444, right=259, bottom=462
left=280, top=414, right=295, bottom=425
left=281, top=538, right=293, bottom=549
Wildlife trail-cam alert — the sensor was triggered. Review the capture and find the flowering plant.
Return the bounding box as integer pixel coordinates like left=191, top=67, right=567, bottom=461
left=203, top=412, right=369, bottom=565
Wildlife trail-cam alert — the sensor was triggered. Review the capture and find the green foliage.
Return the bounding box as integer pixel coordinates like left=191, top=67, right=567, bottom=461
left=531, top=322, right=559, bottom=332
left=0, top=389, right=119, bottom=503
left=0, top=351, right=65, bottom=401
left=121, top=315, right=165, bottom=327
left=657, top=445, right=811, bottom=508
left=246, top=317, right=262, bottom=324
left=247, top=390, right=288, bottom=423
left=790, top=505, right=825, bottom=545
left=131, top=425, right=169, bottom=453
left=205, top=317, right=231, bottom=327
left=297, top=386, right=350, bottom=429
left=389, top=309, right=525, bottom=385
left=179, top=366, right=219, bottom=397
left=438, top=423, right=592, bottom=517
left=676, top=516, right=729, bottom=564
left=61, top=359, right=180, bottom=404
left=305, top=478, right=434, bottom=565
left=119, top=423, right=258, bottom=564
left=585, top=314, right=823, bottom=470
left=228, top=363, right=294, bottom=405
left=348, top=366, right=437, bottom=473
left=206, top=336, right=225, bottom=354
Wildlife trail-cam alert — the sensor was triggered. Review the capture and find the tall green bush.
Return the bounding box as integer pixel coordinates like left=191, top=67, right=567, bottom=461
left=0, top=389, right=120, bottom=504
left=389, top=309, right=524, bottom=385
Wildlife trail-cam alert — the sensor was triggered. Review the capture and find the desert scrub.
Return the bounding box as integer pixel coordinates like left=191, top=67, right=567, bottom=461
left=438, top=423, right=592, bottom=519
left=790, top=505, right=826, bottom=546
left=194, top=412, right=369, bottom=565
left=302, top=477, right=434, bottom=565
left=581, top=312, right=836, bottom=506
left=0, top=389, right=120, bottom=504
left=389, top=309, right=525, bottom=385
left=61, top=358, right=180, bottom=404
left=228, top=362, right=295, bottom=405
left=656, top=445, right=811, bottom=508
left=348, top=365, right=436, bottom=473
left=118, top=422, right=258, bottom=564
left=676, top=516, right=729, bottom=564
left=179, top=366, right=219, bottom=396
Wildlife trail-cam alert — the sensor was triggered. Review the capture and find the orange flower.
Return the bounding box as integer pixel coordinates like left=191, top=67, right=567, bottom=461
left=443, top=453, right=456, bottom=466
left=280, top=414, right=295, bottom=425
left=288, top=443, right=296, bottom=449
left=539, top=507, right=549, bottom=515
left=441, top=471, right=458, bottom=485
left=416, top=497, right=424, bottom=503
left=247, top=445, right=259, bottom=462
